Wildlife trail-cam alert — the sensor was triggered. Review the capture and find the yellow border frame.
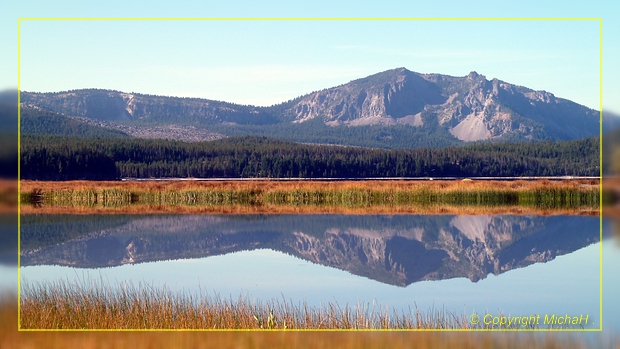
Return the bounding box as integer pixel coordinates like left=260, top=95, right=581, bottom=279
left=16, top=17, right=604, bottom=332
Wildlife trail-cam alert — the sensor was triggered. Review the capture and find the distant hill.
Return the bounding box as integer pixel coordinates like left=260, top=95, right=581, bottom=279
left=21, top=89, right=276, bottom=125
left=20, top=107, right=129, bottom=138
left=21, top=68, right=600, bottom=148
left=20, top=107, right=228, bottom=142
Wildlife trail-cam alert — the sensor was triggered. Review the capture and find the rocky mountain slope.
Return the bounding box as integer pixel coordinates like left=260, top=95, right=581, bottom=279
left=283, top=68, right=599, bottom=141
left=21, top=68, right=600, bottom=145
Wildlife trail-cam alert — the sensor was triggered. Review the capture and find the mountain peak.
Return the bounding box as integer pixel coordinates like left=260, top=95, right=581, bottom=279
left=467, top=71, right=484, bottom=80
left=394, top=67, right=410, bottom=74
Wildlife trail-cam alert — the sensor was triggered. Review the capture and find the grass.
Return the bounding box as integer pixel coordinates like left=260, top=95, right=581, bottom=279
left=6, top=286, right=620, bottom=347
left=19, top=279, right=597, bottom=331
left=3, top=288, right=617, bottom=347
left=19, top=179, right=600, bottom=215
left=20, top=279, right=474, bottom=330
left=5, top=293, right=616, bottom=349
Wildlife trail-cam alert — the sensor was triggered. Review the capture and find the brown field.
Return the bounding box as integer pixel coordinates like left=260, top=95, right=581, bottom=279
left=19, top=179, right=600, bottom=216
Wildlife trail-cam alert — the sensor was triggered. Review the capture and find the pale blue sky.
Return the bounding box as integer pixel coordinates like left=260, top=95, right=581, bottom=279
left=1, top=1, right=618, bottom=112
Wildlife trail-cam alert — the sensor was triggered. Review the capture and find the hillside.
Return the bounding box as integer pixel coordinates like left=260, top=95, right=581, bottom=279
left=20, top=68, right=600, bottom=148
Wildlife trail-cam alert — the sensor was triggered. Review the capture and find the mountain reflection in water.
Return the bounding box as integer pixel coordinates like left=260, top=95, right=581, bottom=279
left=20, top=214, right=599, bottom=287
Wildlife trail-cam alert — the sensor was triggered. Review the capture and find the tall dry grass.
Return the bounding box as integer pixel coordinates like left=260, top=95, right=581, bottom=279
left=2, top=293, right=617, bottom=348
left=20, top=279, right=475, bottom=330
left=19, top=180, right=600, bottom=216
left=19, top=279, right=599, bottom=332
left=20, top=179, right=600, bottom=194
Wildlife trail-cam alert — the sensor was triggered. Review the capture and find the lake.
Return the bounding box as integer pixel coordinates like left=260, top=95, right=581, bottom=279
left=19, top=213, right=606, bottom=329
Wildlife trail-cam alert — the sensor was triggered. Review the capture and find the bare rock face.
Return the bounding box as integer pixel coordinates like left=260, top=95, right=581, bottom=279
left=426, top=73, right=524, bottom=141
left=290, top=68, right=446, bottom=127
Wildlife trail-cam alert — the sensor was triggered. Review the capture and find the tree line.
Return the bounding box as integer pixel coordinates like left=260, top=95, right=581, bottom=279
left=20, top=135, right=600, bottom=180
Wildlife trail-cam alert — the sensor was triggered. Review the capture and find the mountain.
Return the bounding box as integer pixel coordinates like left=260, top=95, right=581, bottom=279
left=280, top=68, right=599, bottom=141
left=20, top=68, right=600, bottom=147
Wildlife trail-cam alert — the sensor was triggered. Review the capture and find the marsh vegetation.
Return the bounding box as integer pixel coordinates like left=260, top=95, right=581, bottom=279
left=20, top=179, right=599, bottom=215
left=5, top=297, right=614, bottom=348
left=19, top=279, right=591, bottom=331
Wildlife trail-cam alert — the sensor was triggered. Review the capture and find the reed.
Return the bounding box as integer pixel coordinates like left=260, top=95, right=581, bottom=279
left=20, top=279, right=474, bottom=330
left=4, top=292, right=617, bottom=347
left=20, top=180, right=599, bottom=214
left=20, top=279, right=598, bottom=331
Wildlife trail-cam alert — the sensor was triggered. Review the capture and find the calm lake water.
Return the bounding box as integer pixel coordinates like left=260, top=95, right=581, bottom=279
left=19, top=213, right=609, bottom=329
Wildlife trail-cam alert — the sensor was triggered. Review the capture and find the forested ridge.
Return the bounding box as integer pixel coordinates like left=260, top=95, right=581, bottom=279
left=20, top=107, right=129, bottom=139
left=20, top=135, right=599, bottom=180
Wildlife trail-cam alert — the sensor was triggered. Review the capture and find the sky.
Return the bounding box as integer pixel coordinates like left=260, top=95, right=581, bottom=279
left=0, top=1, right=617, bottom=113
left=17, top=19, right=600, bottom=109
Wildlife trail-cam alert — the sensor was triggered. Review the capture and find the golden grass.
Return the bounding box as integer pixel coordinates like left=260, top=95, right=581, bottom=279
left=20, top=178, right=600, bottom=193
left=19, top=179, right=600, bottom=216
left=5, top=293, right=617, bottom=349
left=20, top=280, right=472, bottom=330
left=17, top=280, right=598, bottom=331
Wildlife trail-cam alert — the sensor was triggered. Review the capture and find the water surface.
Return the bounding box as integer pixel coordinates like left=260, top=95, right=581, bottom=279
left=20, top=214, right=603, bottom=328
